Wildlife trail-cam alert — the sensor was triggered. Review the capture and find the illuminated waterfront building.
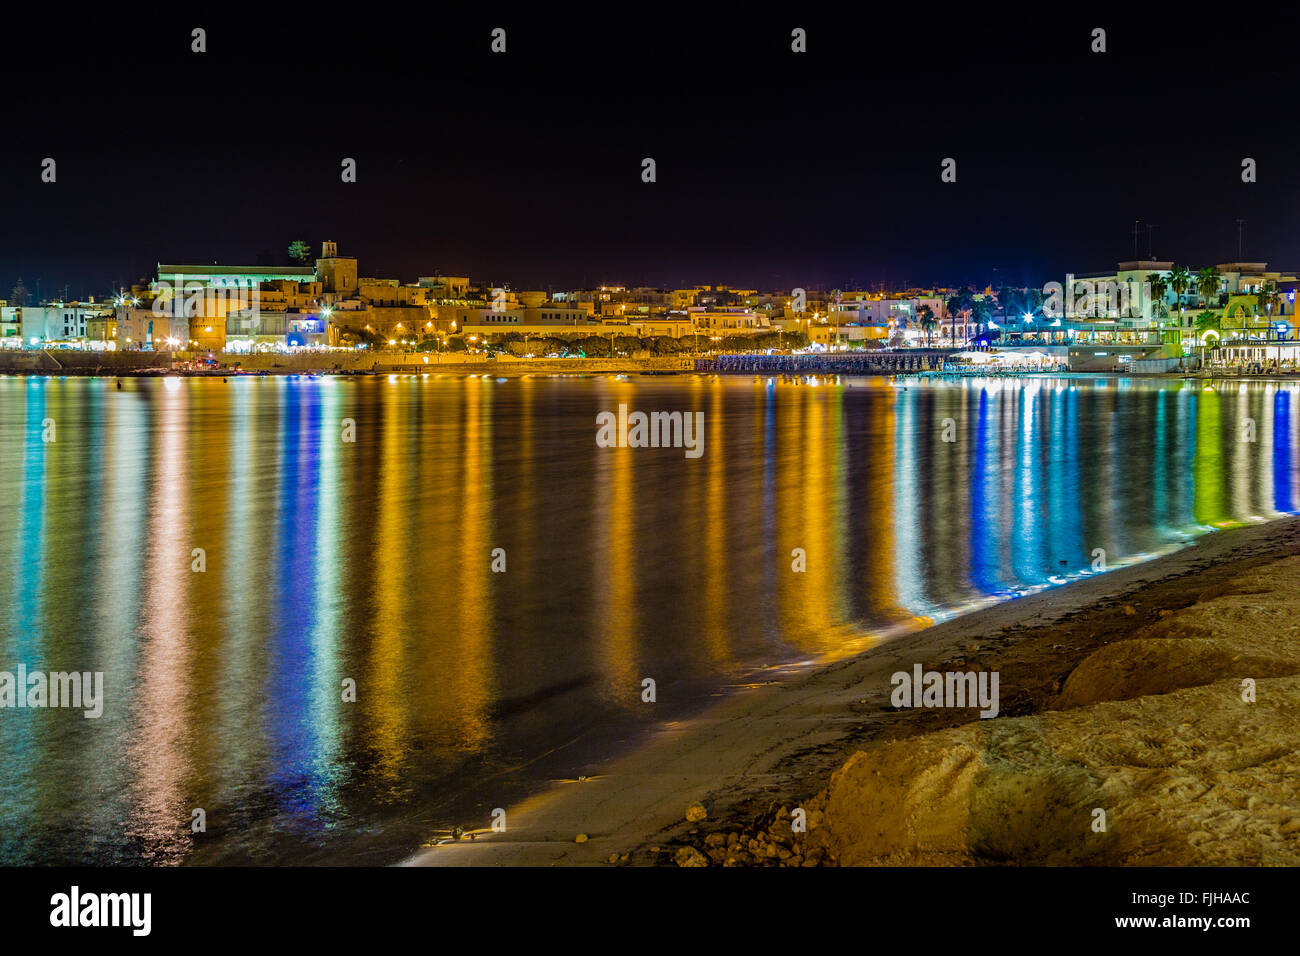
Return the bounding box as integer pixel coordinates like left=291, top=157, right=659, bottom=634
left=146, top=263, right=317, bottom=351
left=4, top=301, right=115, bottom=346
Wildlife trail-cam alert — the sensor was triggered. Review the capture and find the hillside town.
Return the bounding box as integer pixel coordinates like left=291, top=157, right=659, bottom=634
left=3, top=242, right=1300, bottom=373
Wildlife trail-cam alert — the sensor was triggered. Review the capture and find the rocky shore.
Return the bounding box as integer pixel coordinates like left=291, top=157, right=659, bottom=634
left=659, top=526, right=1300, bottom=867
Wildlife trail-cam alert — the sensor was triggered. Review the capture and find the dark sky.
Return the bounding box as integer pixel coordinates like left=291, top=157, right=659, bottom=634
left=5, top=10, right=1300, bottom=298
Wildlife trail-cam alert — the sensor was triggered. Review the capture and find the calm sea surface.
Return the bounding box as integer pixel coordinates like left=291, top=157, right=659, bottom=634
left=1, top=373, right=1295, bottom=864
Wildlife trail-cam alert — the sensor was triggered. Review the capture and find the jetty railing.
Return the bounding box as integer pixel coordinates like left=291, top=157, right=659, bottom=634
left=694, top=351, right=953, bottom=374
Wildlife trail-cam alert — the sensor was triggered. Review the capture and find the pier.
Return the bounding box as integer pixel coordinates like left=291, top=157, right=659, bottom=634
left=694, top=350, right=952, bottom=374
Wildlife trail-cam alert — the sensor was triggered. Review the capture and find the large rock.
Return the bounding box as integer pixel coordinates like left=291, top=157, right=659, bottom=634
left=822, top=676, right=1300, bottom=865
left=1055, top=557, right=1300, bottom=708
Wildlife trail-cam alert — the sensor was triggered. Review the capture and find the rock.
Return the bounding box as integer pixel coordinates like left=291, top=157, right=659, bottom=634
left=685, top=803, right=708, bottom=823
left=821, top=673, right=1300, bottom=865
left=1055, top=583, right=1300, bottom=708
left=704, top=833, right=727, bottom=847
left=674, top=846, right=709, bottom=867
left=607, top=853, right=619, bottom=864
left=1122, top=605, right=1137, bottom=616
left=575, top=833, right=588, bottom=844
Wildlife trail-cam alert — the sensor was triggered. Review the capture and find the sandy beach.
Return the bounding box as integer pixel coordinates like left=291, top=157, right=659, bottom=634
left=407, top=514, right=1300, bottom=867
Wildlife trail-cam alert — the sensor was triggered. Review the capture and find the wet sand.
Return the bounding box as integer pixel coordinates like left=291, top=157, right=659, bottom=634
left=407, top=515, right=1300, bottom=866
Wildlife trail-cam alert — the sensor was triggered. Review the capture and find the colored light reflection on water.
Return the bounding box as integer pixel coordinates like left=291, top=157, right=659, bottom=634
left=0, top=374, right=1295, bottom=864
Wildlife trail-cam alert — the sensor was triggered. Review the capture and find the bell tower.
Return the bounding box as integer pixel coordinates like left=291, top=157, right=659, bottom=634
left=315, top=240, right=357, bottom=296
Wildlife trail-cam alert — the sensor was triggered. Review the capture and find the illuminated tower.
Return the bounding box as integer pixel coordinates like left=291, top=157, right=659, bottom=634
left=316, top=240, right=358, bottom=296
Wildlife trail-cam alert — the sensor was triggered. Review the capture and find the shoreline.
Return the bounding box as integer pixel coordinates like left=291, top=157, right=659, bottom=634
left=5, top=358, right=1300, bottom=382
left=406, top=514, right=1300, bottom=866
left=9, top=368, right=1300, bottom=384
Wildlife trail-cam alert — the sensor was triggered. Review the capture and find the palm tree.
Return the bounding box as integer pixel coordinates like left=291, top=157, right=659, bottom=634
left=1167, top=265, right=1192, bottom=324
left=1193, top=310, right=1221, bottom=366
left=945, top=287, right=974, bottom=346
left=1256, top=282, right=1280, bottom=336
left=998, top=286, right=1019, bottom=322
left=1194, top=310, right=1220, bottom=335
left=1024, top=287, right=1045, bottom=317
left=1146, top=273, right=1169, bottom=322
left=1196, top=267, right=1221, bottom=308
left=917, top=304, right=936, bottom=348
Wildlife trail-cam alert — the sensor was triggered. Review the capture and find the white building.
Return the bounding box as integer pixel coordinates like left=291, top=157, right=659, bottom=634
left=0, top=303, right=112, bottom=344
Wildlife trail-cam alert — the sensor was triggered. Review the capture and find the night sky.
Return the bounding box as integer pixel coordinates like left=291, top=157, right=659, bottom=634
left=5, top=10, right=1300, bottom=298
